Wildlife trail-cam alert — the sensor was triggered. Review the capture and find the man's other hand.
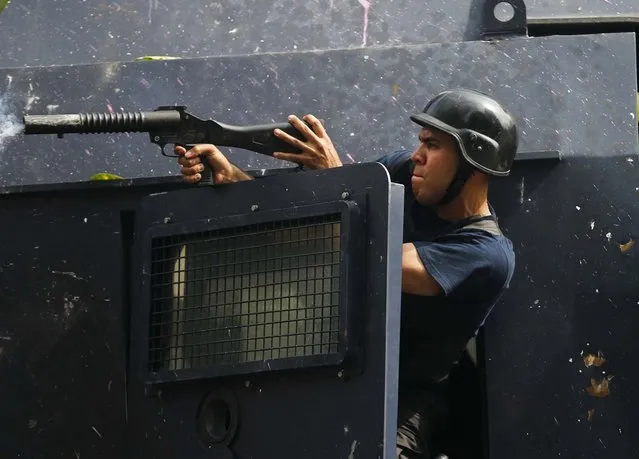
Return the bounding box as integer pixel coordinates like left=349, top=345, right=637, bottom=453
left=273, top=114, right=343, bottom=170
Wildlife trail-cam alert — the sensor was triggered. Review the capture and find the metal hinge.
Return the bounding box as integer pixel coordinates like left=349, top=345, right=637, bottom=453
left=481, top=0, right=528, bottom=39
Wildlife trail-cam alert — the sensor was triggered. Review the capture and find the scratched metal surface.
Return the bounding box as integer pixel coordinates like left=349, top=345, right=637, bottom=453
left=0, top=164, right=403, bottom=459
left=527, top=0, right=639, bottom=18
left=0, top=184, right=160, bottom=459
left=0, top=0, right=638, bottom=69
left=486, top=155, right=639, bottom=459
left=0, top=33, right=635, bottom=187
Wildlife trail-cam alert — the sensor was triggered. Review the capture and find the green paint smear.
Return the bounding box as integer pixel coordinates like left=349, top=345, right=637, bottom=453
left=89, top=173, right=124, bottom=181
left=0, top=0, right=11, bottom=14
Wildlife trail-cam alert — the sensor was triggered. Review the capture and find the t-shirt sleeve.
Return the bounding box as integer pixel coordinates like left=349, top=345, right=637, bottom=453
left=413, top=232, right=513, bottom=298
left=375, top=149, right=412, bottom=176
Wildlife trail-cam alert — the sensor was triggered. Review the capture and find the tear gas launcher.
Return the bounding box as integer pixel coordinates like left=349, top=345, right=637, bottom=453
left=22, top=105, right=307, bottom=185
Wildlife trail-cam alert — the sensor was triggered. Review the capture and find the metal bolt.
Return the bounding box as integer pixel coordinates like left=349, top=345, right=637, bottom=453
left=251, top=204, right=259, bottom=212
left=341, top=191, right=350, bottom=200
left=154, top=136, right=160, bottom=142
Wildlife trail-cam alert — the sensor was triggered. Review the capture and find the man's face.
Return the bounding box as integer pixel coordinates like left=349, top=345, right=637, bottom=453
left=409, top=127, right=460, bottom=206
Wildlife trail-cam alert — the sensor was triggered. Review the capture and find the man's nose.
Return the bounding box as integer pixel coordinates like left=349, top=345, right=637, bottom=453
left=411, top=149, right=426, bottom=164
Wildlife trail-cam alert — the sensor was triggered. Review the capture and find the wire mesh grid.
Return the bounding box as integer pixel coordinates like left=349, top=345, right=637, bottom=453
left=147, top=214, right=343, bottom=374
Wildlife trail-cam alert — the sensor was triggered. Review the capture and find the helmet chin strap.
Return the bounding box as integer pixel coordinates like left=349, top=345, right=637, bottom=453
left=436, top=158, right=475, bottom=207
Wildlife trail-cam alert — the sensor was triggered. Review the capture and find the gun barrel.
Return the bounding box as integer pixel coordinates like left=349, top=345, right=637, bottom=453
left=23, top=111, right=182, bottom=135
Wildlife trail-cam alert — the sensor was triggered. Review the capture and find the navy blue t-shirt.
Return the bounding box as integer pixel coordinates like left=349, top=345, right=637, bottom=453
left=377, top=150, right=516, bottom=384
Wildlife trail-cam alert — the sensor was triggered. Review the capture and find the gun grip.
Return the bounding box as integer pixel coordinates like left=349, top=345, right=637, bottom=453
left=180, top=144, right=215, bottom=186
left=199, top=158, right=215, bottom=186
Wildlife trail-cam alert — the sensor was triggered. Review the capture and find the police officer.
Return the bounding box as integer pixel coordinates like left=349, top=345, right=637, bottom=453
left=176, top=88, right=518, bottom=458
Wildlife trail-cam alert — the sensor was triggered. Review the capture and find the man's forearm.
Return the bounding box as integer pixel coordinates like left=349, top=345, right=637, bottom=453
left=230, top=163, right=254, bottom=182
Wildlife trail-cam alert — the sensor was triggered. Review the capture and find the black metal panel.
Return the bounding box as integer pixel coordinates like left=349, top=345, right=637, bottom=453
left=485, top=155, right=639, bottom=459
left=1, top=0, right=638, bottom=68
left=1, top=33, right=635, bottom=187
left=528, top=0, right=639, bottom=19
left=0, top=162, right=404, bottom=459
left=0, top=179, right=187, bottom=459
left=127, top=162, right=403, bottom=458
left=0, top=0, right=475, bottom=68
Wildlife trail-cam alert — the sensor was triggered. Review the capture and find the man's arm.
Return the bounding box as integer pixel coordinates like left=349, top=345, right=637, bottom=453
left=226, top=162, right=254, bottom=182
left=405, top=233, right=513, bottom=299
left=402, top=243, right=443, bottom=296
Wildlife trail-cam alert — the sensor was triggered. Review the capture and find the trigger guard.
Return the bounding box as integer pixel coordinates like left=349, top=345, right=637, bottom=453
left=159, top=142, right=177, bottom=157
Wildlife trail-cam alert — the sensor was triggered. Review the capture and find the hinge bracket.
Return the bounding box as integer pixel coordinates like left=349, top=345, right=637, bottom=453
left=482, top=0, right=528, bottom=39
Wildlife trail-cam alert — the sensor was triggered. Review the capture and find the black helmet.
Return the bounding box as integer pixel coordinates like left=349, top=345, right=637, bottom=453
left=410, top=88, right=519, bottom=205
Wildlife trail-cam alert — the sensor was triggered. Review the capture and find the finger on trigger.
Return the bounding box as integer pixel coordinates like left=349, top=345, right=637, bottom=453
left=178, top=156, right=199, bottom=167
left=185, top=144, right=205, bottom=158
left=189, top=145, right=218, bottom=163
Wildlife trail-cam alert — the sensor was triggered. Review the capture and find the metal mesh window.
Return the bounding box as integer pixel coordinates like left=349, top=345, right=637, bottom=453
left=147, top=214, right=343, bottom=375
